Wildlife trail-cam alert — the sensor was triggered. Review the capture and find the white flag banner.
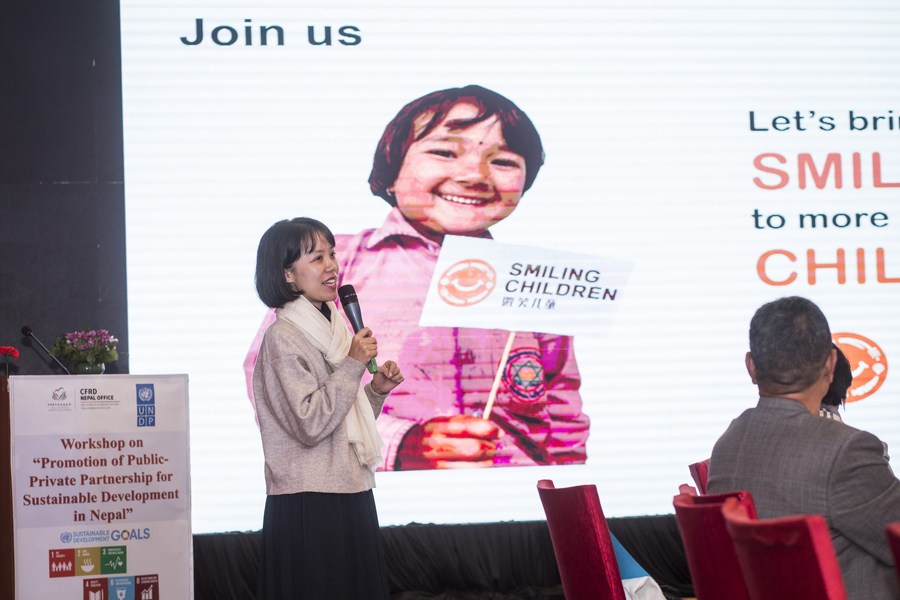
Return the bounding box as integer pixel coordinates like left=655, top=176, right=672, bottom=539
left=419, top=236, right=632, bottom=336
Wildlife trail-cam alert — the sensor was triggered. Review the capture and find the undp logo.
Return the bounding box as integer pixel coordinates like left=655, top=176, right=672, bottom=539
left=137, top=385, right=154, bottom=403
left=438, top=259, right=496, bottom=307
left=833, top=332, right=888, bottom=402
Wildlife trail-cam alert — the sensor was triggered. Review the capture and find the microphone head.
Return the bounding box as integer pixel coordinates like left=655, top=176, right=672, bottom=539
left=338, top=284, right=358, bottom=305
left=21, top=325, right=33, bottom=337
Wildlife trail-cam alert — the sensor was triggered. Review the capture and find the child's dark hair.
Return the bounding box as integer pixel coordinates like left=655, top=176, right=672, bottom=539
left=255, top=218, right=336, bottom=308
left=822, top=344, right=853, bottom=408
left=368, top=84, right=545, bottom=205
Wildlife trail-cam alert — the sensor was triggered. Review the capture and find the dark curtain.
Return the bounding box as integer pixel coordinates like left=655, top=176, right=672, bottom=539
left=193, top=517, right=693, bottom=600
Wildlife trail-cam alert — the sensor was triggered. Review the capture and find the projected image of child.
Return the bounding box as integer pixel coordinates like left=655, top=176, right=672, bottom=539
left=246, top=85, right=589, bottom=470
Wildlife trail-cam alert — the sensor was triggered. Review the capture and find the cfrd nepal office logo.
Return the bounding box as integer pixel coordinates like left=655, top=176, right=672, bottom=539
left=833, top=332, right=888, bottom=402
left=438, top=259, right=496, bottom=307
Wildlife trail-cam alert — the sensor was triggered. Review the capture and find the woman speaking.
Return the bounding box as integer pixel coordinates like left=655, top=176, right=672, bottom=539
left=252, top=217, right=404, bottom=599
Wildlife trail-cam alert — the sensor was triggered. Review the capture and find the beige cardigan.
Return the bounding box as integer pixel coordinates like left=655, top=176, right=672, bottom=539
left=253, top=317, right=388, bottom=495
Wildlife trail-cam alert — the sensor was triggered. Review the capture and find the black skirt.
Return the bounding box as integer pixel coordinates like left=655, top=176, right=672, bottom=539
left=258, top=489, right=389, bottom=600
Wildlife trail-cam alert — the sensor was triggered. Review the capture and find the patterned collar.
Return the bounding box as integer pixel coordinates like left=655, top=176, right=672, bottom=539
left=365, top=207, right=493, bottom=252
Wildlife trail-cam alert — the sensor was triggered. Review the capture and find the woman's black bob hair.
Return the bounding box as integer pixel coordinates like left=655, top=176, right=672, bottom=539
left=255, top=217, right=336, bottom=308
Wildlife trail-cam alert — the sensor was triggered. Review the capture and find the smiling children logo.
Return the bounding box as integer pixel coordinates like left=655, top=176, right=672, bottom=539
left=833, top=332, right=888, bottom=402
left=438, top=259, right=496, bottom=306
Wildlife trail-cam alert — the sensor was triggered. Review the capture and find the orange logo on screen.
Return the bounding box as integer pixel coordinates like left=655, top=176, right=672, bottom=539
left=438, top=259, right=496, bottom=306
left=833, top=332, right=888, bottom=402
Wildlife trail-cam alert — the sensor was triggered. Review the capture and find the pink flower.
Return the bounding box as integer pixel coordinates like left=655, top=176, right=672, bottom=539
left=50, top=330, right=119, bottom=367
left=65, top=330, right=117, bottom=352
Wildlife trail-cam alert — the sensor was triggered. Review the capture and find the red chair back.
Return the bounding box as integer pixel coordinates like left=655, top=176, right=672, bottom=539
left=886, top=522, right=900, bottom=581
left=537, top=479, right=625, bottom=600
left=722, top=497, right=847, bottom=600
left=673, top=488, right=755, bottom=600
left=688, top=458, right=711, bottom=494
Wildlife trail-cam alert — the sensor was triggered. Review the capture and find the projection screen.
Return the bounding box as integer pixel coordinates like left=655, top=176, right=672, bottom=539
left=120, top=0, right=900, bottom=532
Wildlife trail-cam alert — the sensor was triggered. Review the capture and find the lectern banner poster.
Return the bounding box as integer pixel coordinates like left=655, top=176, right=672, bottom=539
left=9, top=374, right=192, bottom=600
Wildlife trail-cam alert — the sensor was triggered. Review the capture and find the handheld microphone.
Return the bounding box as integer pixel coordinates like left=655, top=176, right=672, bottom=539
left=337, top=285, right=378, bottom=374
left=21, top=325, right=71, bottom=374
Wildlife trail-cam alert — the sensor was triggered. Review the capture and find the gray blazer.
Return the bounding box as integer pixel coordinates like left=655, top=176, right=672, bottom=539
left=709, top=396, right=900, bottom=600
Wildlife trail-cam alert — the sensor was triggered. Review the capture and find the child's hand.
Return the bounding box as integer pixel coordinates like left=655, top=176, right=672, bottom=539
left=395, top=415, right=502, bottom=470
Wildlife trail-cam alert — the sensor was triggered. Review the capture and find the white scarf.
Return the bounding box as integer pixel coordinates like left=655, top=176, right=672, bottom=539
left=276, top=296, right=384, bottom=471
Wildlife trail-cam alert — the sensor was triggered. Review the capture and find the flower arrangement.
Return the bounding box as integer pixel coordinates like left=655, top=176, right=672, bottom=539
left=0, top=345, right=19, bottom=377
left=50, top=330, right=119, bottom=371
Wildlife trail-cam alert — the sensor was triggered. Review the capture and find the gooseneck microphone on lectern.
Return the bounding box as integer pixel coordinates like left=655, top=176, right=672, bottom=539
left=21, top=325, right=71, bottom=374
left=337, top=285, right=379, bottom=374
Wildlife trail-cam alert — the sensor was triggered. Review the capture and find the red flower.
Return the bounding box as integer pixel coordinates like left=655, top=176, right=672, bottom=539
left=0, top=346, right=19, bottom=360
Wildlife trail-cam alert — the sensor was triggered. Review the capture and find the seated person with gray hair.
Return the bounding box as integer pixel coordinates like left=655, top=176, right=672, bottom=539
left=708, top=296, right=900, bottom=600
